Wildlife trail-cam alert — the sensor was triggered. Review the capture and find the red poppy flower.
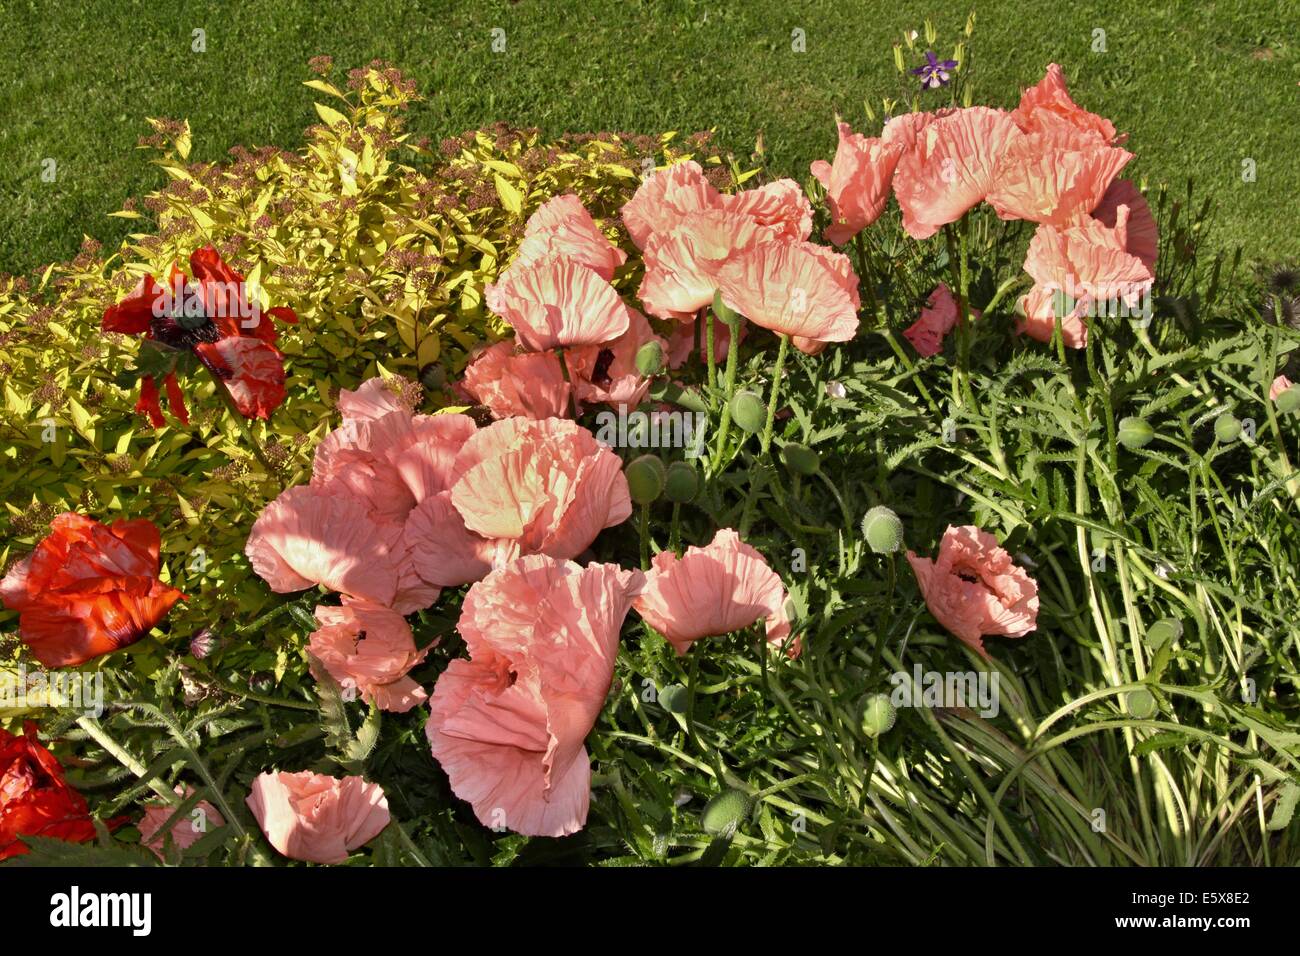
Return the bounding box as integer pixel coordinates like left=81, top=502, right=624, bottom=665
left=0, top=722, right=113, bottom=860
left=102, top=246, right=297, bottom=427
left=0, top=513, right=184, bottom=668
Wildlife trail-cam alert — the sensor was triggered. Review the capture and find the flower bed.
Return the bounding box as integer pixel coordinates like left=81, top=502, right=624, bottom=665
left=2, top=44, right=1298, bottom=867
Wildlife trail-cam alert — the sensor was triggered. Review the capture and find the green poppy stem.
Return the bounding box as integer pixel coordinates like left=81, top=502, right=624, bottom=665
left=710, top=317, right=742, bottom=471
left=759, top=333, right=791, bottom=457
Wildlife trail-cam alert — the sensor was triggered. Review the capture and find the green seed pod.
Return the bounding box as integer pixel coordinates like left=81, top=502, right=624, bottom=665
left=861, top=506, right=904, bottom=554
left=860, top=692, right=897, bottom=737
left=1214, top=413, right=1241, bottom=444
left=701, top=789, right=753, bottom=836
left=1277, top=385, right=1300, bottom=415
left=712, top=289, right=741, bottom=328
left=1144, top=618, right=1183, bottom=650
left=658, top=683, right=689, bottom=714
left=663, top=460, right=700, bottom=503
left=634, top=340, right=664, bottom=377
left=1117, top=416, right=1155, bottom=449
left=780, top=442, right=820, bottom=476
left=1126, top=688, right=1157, bottom=719
left=730, top=390, right=766, bottom=434
left=625, top=455, right=666, bottom=505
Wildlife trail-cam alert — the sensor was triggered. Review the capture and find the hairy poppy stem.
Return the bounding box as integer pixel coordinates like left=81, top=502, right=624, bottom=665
left=704, top=307, right=717, bottom=394
left=710, top=316, right=742, bottom=471
left=759, top=333, right=791, bottom=457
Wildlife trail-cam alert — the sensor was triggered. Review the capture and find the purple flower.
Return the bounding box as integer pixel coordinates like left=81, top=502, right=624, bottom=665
left=911, top=50, right=958, bottom=90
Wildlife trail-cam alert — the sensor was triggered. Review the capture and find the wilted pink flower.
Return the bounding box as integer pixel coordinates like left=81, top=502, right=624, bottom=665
left=718, top=240, right=860, bottom=343
left=906, top=525, right=1039, bottom=657
left=903, top=283, right=982, bottom=357
left=633, top=529, right=794, bottom=656
left=889, top=107, right=1023, bottom=239
left=308, top=600, right=429, bottom=713
left=139, top=787, right=224, bottom=860
left=1091, top=179, right=1158, bottom=273
left=1017, top=211, right=1152, bottom=349
left=512, top=194, right=628, bottom=280
left=246, top=771, right=390, bottom=864
left=1011, top=63, right=1123, bottom=145
left=425, top=556, right=642, bottom=837
left=719, top=178, right=814, bottom=242
left=811, top=121, right=905, bottom=245
left=622, top=160, right=722, bottom=250
left=486, top=257, right=629, bottom=351
left=461, top=341, right=571, bottom=420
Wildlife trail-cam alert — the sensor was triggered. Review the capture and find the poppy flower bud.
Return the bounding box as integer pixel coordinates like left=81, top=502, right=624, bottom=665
left=634, top=341, right=664, bottom=377
left=860, top=693, right=897, bottom=737
left=780, top=442, right=820, bottom=476
left=1117, top=416, right=1155, bottom=449
left=1277, top=386, right=1300, bottom=415
left=730, top=390, right=765, bottom=433
left=189, top=627, right=218, bottom=660
left=658, top=683, right=689, bottom=714
left=626, top=454, right=666, bottom=505
left=1214, top=413, right=1241, bottom=443
left=1144, top=618, right=1182, bottom=650
left=701, top=788, right=753, bottom=836
left=861, top=505, right=904, bottom=554
left=664, top=460, right=700, bottom=503
left=1126, top=688, right=1157, bottom=719
left=712, top=289, right=741, bottom=328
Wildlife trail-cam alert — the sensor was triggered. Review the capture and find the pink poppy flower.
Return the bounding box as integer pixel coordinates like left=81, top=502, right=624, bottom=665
left=461, top=341, right=571, bottom=420
left=719, top=178, right=814, bottom=242
left=449, top=417, right=633, bottom=560
left=425, top=556, right=642, bottom=837
left=903, top=283, right=983, bottom=357
left=1271, top=375, right=1294, bottom=402
left=245, top=485, right=408, bottom=608
left=638, top=208, right=773, bottom=320
left=987, top=128, right=1133, bottom=227
left=308, top=600, right=429, bottom=713
left=717, top=240, right=860, bottom=343
left=336, top=377, right=412, bottom=423
left=485, top=258, right=629, bottom=351
left=404, top=491, right=520, bottom=588
left=890, top=107, right=1024, bottom=239
left=139, top=787, right=224, bottom=860
left=512, top=194, right=628, bottom=280
left=811, top=121, right=905, bottom=245
left=246, top=771, right=390, bottom=864
left=1091, top=179, right=1158, bottom=273
left=621, top=160, right=722, bottom=250
left=566, top=306, right=668, bottom=410
left=906, top=525, right=1039, bottom=657
left=1012, top=63, right=1123, bottom=145
left=1017, top=211, right=1153, bottom=349
left=633, top=529, right=794, bottom=656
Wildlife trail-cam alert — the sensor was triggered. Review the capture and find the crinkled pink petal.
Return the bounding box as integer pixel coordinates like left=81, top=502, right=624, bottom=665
left=244, top=485, right=400, bottom=606
left=486, top=258, right=629, bottom=351
left=405, top=490, right=519, bottom=588
left=1091, top=179, right=1158, bottom=273
left=719, top=178, right=813, bottom=241
left=246, top=771, right=389, bottom=865
left=988, top=129, right=1132, bottom=227
left=621, top=160, right=722, bottom=250
left=811, top=122, right=904, bottom=245
left=906, top=525, right=1039, bottom=657
left=717, top=240, right=859, bottom=342
left=633, top=528, right=793, bottom=655
left=512, top=194, right=628, bottom=280
left=566, top=305, right=666, bottom=410
left=308, top=600, right=428, bottom=712
left=1012, top=63, right=1122, bottom=145
left=638, top=208, right=774, bottom=320
left=461, top=341, right=571, bottom=420
left=891, top=107, right=1023, bottom=239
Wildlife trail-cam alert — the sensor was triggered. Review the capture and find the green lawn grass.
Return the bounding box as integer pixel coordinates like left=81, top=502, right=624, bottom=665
left=1, top=0, right=1297, bottom=274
